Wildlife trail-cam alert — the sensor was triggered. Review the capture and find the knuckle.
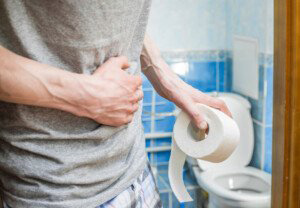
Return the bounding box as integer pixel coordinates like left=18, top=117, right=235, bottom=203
left=126, top=103, right=139, bottom=114
left=215, top=98, right=225, bottom=107
left=133, top=104, right=139, bottom=111
left=139, top=91, right=144, bottom=99
left=191, top=111, right=201, bottom=119
left=127, top=105, right=135, bottom=113
left=220, top=100, right=226, bottom=106
left=131, top=93, right=138, bottom=102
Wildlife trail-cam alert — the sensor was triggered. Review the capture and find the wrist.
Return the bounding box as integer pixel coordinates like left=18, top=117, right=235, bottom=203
left=157, top=68, right=186, bottom=101
left=46, top=72, right=90, bottom=117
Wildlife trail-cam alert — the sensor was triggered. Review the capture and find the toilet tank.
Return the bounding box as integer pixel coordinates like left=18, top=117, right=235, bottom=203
left=197, top=92, right=254, bottom=171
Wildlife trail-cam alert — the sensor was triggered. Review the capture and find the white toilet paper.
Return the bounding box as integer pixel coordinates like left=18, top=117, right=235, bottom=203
left=168, top=103, right=240, bottom=202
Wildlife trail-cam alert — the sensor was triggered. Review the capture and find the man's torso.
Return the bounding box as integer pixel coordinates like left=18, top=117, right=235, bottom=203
left=0, top=1, right=151, bottom=207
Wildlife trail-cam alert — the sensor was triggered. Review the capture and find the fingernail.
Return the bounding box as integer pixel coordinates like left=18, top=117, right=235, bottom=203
left=199, top=121, right=208, bottom=130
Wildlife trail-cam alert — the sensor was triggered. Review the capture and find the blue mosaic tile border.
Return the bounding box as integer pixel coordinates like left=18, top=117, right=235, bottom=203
left=226, top=51, right=274, bottom=67
left=161, top=50, right=227, bottom=62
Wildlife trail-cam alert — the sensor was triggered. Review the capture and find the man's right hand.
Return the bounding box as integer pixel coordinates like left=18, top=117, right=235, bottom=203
left=72, top=56, right=143, bottom=126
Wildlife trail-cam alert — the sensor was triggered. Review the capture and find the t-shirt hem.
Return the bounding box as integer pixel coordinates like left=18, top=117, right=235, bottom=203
left=2, top=157, right=148, bottom=208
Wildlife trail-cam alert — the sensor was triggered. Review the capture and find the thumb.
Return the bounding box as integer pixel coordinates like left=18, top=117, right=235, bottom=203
left=181, top=100, right=208, bottom=131
left=93, top=56, right=130, bottom=76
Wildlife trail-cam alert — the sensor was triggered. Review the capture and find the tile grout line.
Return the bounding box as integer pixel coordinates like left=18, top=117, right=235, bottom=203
left=261, top=0, right=272, bottom=171
left=216, top=53, right=220, bottom=92
left=169, top=192, right=172, bottom=208
left=143, top=101, right=167, bottom=107
left=158, top=175, right=171, bottom=191
left=150, top=88, right=155, bottom=163
left=261, top=66, right=268, bottom=170
left=252, top=118, right=264, bottom=127
left=261, top=0, right=271, bottom=171
left=224, top=52, right=228, bottom=91
left=151, top=89, right=156, bottom=133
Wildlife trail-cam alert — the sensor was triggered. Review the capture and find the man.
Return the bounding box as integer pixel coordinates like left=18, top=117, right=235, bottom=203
left=0, top=1, right=231, bottom=207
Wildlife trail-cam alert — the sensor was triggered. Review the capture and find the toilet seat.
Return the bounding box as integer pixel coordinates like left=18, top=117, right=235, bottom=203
left=193, top=166, right=271, bottom=202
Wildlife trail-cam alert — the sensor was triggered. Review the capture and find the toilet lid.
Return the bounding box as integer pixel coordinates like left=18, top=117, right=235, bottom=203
left=197, top=95, right=254, bottom=171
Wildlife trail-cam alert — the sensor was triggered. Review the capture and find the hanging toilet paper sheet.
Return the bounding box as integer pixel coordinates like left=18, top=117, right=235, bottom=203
left=168, top=103, right=240, bottom=202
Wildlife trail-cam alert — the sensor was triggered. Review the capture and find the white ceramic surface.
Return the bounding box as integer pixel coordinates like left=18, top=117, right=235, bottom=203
left=233, top=36, right=259, bottom=99
left=193, top=166, right=271, bottom=208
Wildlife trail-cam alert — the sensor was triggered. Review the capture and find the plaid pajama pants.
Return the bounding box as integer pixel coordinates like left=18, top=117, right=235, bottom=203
left=3, top=163, right=162, bottom=208
left=98, top=163, right=162, bottom=208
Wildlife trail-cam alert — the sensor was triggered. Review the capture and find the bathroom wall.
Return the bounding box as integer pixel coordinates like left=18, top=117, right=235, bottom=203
left=142, top=51, right=228, bottom=207
left=226, top=0, right=274, bottom=54
left=143, top=0, right=273, bottom=206
left=147, top=0, right=227, bottom=51
left=226, top=0, right=274, bottom=173
left=145, top=2, right=231, bottom=207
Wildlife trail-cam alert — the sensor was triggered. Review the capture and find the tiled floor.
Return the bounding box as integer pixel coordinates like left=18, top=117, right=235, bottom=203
left=153, top=163, right=208, bottom=208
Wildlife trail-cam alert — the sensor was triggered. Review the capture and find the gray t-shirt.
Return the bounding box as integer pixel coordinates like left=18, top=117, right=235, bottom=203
left=0, top=1, right=151, bottom=207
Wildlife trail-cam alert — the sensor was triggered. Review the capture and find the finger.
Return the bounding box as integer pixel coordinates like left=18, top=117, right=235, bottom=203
left=187, top=104, right=208, bottom=130
left=208, top=97, right=232, bottom=118
left=93, top=56, right=130, bottom=75
left=198, top=96, right=232, bottom=118
left=178, top=97, right=208, bottom=130
left=131, top=103, right=139, bottom=113
left=130, top=75, right=142, bottom=89
left=219, top=100, right=232, bottom=117
left=132, top=89, right=143, bottom=103
left=125, top=103, right=139, bottom=115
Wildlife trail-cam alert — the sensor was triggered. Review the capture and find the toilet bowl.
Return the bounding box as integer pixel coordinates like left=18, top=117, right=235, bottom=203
left=190, top=92, right=271, bottom=208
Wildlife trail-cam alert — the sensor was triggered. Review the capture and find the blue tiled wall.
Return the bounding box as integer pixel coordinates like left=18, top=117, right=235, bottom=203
left=146, top=1, right=274, bottom=206
left=142, top=50, right=273, bottom=207
left=142, top=51, right=230, bottom=207
left=142, top=51, right=230, bottom=165
left=142, top=50, right=273, bottom=172
left=153, top=163, right=207, bottom=208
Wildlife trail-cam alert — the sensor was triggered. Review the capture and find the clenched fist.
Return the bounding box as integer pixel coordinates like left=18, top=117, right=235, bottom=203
left=71, top=56, right=143, bottom=126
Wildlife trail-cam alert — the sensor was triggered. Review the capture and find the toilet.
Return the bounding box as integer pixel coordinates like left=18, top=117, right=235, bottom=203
left=190, top=92, right=271, bottom=208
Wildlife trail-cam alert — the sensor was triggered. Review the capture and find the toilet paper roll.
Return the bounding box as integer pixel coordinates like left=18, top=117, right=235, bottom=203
left=168, top=103, right=240, bottom=202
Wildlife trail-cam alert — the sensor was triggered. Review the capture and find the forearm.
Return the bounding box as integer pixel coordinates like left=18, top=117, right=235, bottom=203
left=140, top=35, right=231, bottom=130
left=0, top=46, right=84, bottom=115
left=141, top=35, right=194, bottom=101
